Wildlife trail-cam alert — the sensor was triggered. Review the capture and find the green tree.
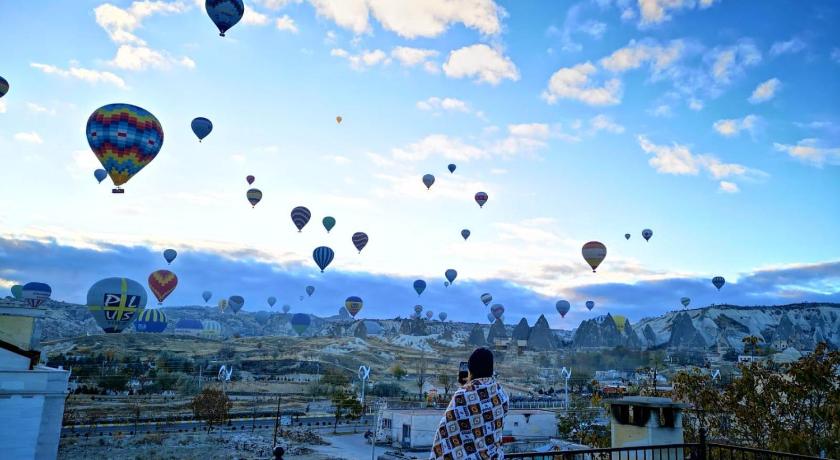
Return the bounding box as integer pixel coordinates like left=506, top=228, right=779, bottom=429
left=390, top=364, right=407, bottom=380
left=97, top=373, right=129, bottom=392
left=192, top=387, right=231, bottom=432
left=331, top=389, right=362, bottom=433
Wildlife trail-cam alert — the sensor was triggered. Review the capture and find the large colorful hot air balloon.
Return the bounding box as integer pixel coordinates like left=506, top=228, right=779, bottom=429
left=202, top=291, right=212, bottom=303
left=290, top=313, right=310, bottom=334
left=306, top=286, right=315, bottom=296
left=582, top=241, right=607, bottom=272
left=712, top=276, right=725, bottom=291
left=345, top=296, right=363, bottom=317
left=267, top=296, right=276, bottom=307
left=448, top=164, right=456, bottom=173
left=413, top=279, right=426, bottom=296
left=642, top=229, right=653, bottom=242
left=94, top=169, right=108, bottom=183
left=444, top=269, right=457, bottom=285
left=555, top=300, right=570, bottom=318
left=205, top=0, right=244, bottom=37
left=491, top=304, right=504, bottom=320
left=322, top=216, right=336, bottom=233
left=0, top=76, right=8, bottom=98
left=87, top=277, right=147, bottom=333
left=86, top=103, right=164, bottom=193
left=290, top=206, right=311, bottom=232
left=282, top=304, right=291, bottom=313
left=11, top=284, right=23, bottom=301
left=624, top=233, right=631, bottom=240
left=313, top=246, right=335, bottom=272
left=414, top=305, right=423, bottom=315
left=336, top=116, right=342, bottom=124
left=352, top=232, right=368, bottom=253
left=585, top=300, right=595, bottom=311
left=461, top=229, right=471, bottom=241
left=163, top=249, right=177, bottom=264
left=246, top=175, right=255, bottom=185
left=246, top=188, right=262, bottom=207
left=134, top=308, right=167, bottom=333
left=474, top=192, right=488, bottom=208
left=680, top=297, right=691, bottom=308
left=425, top=310, right=433, bottom=320
left=22, top=282, right=52, bottom=308
left=191, top=117, right=213, bottom=142
left=439, top=312, right=447, bottom=321
left=148, top=270, right=178, bottom=304
left=480, top=293, right=493, bottom=306
left=228, top=295, right=244, bottom=313
left=422, top=174, right=435, bottom=190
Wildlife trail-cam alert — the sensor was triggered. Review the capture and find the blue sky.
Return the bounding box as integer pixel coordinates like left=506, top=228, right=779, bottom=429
left=1, top=0, right=838, bottom=327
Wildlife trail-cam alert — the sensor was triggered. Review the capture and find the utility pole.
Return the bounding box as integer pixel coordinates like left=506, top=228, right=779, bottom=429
left=272, top=394, right=281, bottom=449
left=559, top=367, right=572, bottom=412
left=358, top=365, right=370, bottom=411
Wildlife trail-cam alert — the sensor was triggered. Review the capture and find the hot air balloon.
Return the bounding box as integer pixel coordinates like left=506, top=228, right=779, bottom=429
left=191, top=117, right=213, bottom=142
left=228, top=295, right=244, bottom=313
left=487, top=313, right=494, bottom=323
left=474, top=192, right=488, bottom=208
left=282, top=304, right=291, bottom=313
left=422, top=174, right=435, bottom=190
left=205, top=0, right=244, bottom=37
left=582, top=241, right=607, bottom=272
left=444, top=281, right=450, bottom=288
left=585, top=300, right=595, bottom=311
left=712, top=276, right=725, bottom=291
left=0, top=76, right=8, bottom=98
left=134, top=309, right=167, bottom=333
left=414, top=305, right=423, bottom=315
left=352, top=232, right=368, bottom=253
left=425, top=310, right=433, bottom=320
left=555, top=300, right=570, bottom=318
left=22, top=282, right=51, bottom=308
left=246, top=175, right=255, bottom=185
left=313, top=246, right=335, bottom=272
left=345, top=296, right=363, bottom=317
left=267, top=296, right=276, bottom=307
left=202, top=291, right=212, bottom=303
left=306, top=286, right=315, bottom=296
left=480, top=293, right=493, bottom=306
left=336, top=116, right=342, bottom=124
left=86, top=103, right=164, bottom=193
left=680, top=297, right=691, bottom=308
left=218, top=298, right=227, bottom=313
left=246, top=188, right=262, bottom=207
left=322, top=216, right=336, bottom=233
left=439, top=312, right=447, bottom=321
left=413, top=279, right=426, bottom=296
left=448, top=164, right=456, bottom=173
left=290, top=313, right=310, bottom=335
left=444, top=269, right=457, bottom=285
left=299, top=295, right=304, bottom=301
left=491, top=304, right=504, bottom=320
left=148, top=270, right=177, bottom=304
left=87, top=277, right=147, bottom=333
left=624, top=233, right=631, bottom=240
left=642, top=229, right=653, bottom=242
left=290, top=206, right=311, bottom=232
left=11, top=284, right=23, bottom=301
left=94, top=169, right=108, bottom=183
left=163, top=249, right=177, bottom=264
left=461, top=229, right=471, bottom=241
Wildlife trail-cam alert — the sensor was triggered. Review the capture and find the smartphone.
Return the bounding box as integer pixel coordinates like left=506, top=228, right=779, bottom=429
left=458, top=362, right=469, bottom=385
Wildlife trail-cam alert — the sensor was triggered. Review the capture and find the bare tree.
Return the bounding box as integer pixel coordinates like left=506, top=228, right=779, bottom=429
left=415, top=351, right=428, bottom=401
left=437, top=369, right=455, bottom=400
left=192, top=386, right=232, bottom=432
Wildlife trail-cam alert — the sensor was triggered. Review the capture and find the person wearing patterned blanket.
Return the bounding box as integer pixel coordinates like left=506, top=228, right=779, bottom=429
left=430, top=348, right=509, bottom=460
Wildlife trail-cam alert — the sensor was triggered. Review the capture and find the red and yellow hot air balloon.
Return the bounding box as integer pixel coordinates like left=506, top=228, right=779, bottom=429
left=148, top=270, right=178, bottom=304
left=582, top=241, right=607, bottom=272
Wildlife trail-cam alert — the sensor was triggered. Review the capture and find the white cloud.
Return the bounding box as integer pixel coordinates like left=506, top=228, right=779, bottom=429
left=551, top=3, right=608, bottom=53
left=708, top=40, right=761, bottom=83
left=773, top=139, right=840, bottom=166
left=688, top=98, right=703, bottom=111
left=308, top=0, right=503, bottom=38
left=748, top=78, right=780, bottom=104
left=330, top=48, right=389, bottom=70
left=26, top=102, right=56, bottom=115
left=589, top=114, right=625, bottom=133
left=649, top=104, right=672, bottom=117
left=443, top=44, right=519, bottom=85
left=0, top=100, right=6, bottom=114
left=599, top=39, right=684, bottom=74
left=275, top=15, right=299, bottom=32
left=713, top=114, right=758, bottom=137
left=769, top=37, right=805, bottom=57
left=242, top=5, right=270, bottom=25
left=490, top=168, right=507, bottom=175
left=14, top=131, right=44, bottom=144
left=637, top=135, right=760, bottom=185
left=94, top=1, right=189, bottom=45
left=718, top=181, right=739, bottom=193
left=638, top=0, right=720, bottom=26
left=260, top=0, right=302, bottom=9
left=109, top=44, right=195, bottom=70
left=507, top=123, right=550, bottom=139
left=30, top=62, right=127, bottom=89
left=416, top=96, right=470, bottom=113
left=323, top=154, right=351, bottom=165
left=391, top=47, right=439, bottom=72
left=392, top=134, right=486, bottom=162
left=542, top=62, right=622, bottom=106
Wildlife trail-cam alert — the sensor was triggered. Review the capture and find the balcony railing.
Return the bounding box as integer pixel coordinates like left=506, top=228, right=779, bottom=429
left=505, top=443, right=828, bottom=460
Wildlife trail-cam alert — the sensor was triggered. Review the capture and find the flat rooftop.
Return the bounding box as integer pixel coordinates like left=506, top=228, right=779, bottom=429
left=384, top=408, right=555, bottom=416
left=610, top=396, right=687, bottom=409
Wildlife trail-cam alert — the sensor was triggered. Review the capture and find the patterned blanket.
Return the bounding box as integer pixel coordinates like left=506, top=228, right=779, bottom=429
left=430, top=377, right=509, bottom=460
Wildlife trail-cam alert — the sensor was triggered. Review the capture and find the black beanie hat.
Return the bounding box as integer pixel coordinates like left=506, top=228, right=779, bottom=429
left=468, top=347, right=494, bottom=378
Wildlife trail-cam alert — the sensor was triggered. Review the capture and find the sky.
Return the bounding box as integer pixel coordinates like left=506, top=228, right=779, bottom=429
left=1, top=0, right=839, bottom=328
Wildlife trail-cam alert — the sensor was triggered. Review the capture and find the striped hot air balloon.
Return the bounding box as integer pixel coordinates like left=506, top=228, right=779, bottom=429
left=205, top=0, right=244, bottom=37
left=474, top=192, right=488, bottom=208
left=491, top=304, right=504, bottom=320
left=148, top=270, right=178, bottom=304
left=290, top=206, right=311, bottom=232
left=134, top=308, right=167, bottom=333
left=0, top=76, right=8, bottom=98
left=352, top=232, right=368, bottom=253
left=22, top=282, right=52, bottom=308
left=345, top=296, right=363, bottom=317
left=681, top=297, right=691, bottom=308
left=582, top=241, right=607, bottom=272
left=246, top=188, right=262, bottom=207
left=480, top=293, right=493, bottom=306
left=87, top=277, right=147, bottom=333
left=313, top=246, right=335, bottom=272
left=425, top=310, right=433, bottom=320
left=712, top=276, right=725, bottom=291
left=414, top=305, right=423, bottom=315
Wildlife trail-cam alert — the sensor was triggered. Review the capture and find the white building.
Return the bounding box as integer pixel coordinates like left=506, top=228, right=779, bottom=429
left=0, top=301, right=71, bottom=460
left=609, top=396, right=686, bottom=459
left=378, top=408, right=557, bottom=449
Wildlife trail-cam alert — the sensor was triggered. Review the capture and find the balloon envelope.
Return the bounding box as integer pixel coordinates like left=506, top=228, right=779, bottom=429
left=246, top=188, right=262, bottom=207
left=0, top=76, right=8, bottom=98
left=22, top=282, right=52, bottom=308
left=191, top=117, right=213, bottom=141
left=228, top=295, right=244, bottom=313
left=352, top=232, right=368, bottom=253
left=11, top=284, right=23, bottom=301
left=290, top=313, right=310, bottom=335
left=290, top=206, right=312, bottom=232
left=148, top=270, right=178, bottom=304
left=425, top=310, right=433, bottom=320
left=585, top=300, right=595, bottom=311
left=712, top=276, right=725, bottom=290
left=246, top=175, right=255, bottom=185
left=87, top=277, right=147, bottom=333
left=218, top=299, right=227, bottom=313
left=438, top=312, right=447, bottom=321
left=474, top=192, right=488, bottom=208
left=624, top=233, right=631, bottom=240
left=582, top=241, right=607, bottom=272
left=345, top=296, right=363, bottom=317
left=642, top=229, right=653, bottom=242
left=491, top=304, right=504, bottom=319
left=322, top=216, right=336, bottom=233
left=282, top=304, right=291, bottom=313
left=414, top=305, right=423, bottom=314
left=86, top=103, right=164, bottom=189
left=306, top=285, right=315, bottom=296
left=487, top=313, right=494, bottom=323
left=202, top=291, right=212, bottom=303
left=205, top=0, right=244, bottom=36
left=134, top=308, right=167, bottom=333
left=94, top=169, right=108, bottom=183
left=267, top=296, right=276, bottom=307
left=680, top=297, right=691, bottom=307
left=163, top=249, right=177, bottom=264
left=422, top=174, right=435, bottom=190
left=313, top=246, right=335, bottom=272
left=480, top=293, right=493, bottom=306
left=444, top=281, right=450, bottom=287
left=555, top=300, right=570, bottom=317
left=444, top=269, right=457, bottom=284
left=461, top=229, right=470, bottom=240
left=413, top=279, right=426, bottom=296
left=448, top=164, right=456, bottom=173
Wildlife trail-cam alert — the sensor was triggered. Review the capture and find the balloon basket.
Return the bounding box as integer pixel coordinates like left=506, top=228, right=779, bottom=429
left=112, top=188, right=124, bottom=194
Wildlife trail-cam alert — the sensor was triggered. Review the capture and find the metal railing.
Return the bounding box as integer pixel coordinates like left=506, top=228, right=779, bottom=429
left=505, top=443, right=828, bottom=460
left=707, top=443, right=826, bottom=460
